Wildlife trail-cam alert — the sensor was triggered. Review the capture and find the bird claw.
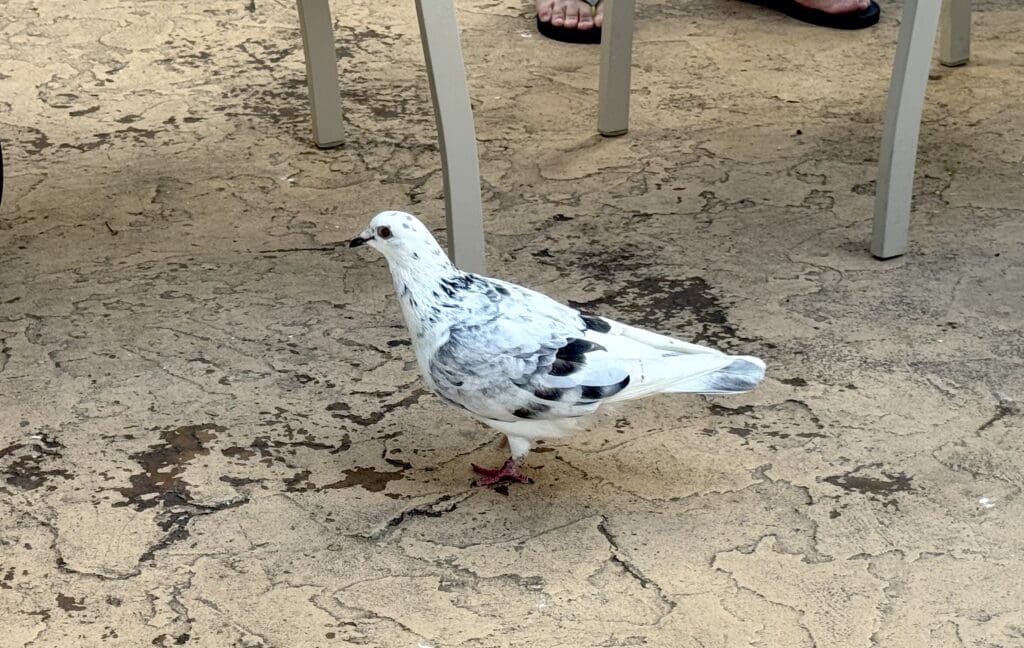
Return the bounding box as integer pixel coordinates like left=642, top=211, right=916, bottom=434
left=471, top=459, right=533, bottom=486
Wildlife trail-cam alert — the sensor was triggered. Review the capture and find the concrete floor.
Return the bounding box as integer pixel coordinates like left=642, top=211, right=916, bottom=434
left=2, top=1, right=1023, bottom=646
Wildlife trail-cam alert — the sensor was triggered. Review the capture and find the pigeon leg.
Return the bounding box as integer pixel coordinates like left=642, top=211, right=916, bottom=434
left=471, top=458, right=533, bottom=486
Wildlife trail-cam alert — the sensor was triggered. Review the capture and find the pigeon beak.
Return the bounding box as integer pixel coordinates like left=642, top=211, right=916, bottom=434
left=349, top=235, right=371, bottom=248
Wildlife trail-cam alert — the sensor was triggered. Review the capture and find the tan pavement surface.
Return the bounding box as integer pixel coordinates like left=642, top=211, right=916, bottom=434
left=2, top=1, right=1023, bottom=646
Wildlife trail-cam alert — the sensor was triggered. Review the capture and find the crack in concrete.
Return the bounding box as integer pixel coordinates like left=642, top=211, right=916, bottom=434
left=865, top=554, right=910, bottom=648
left=713, top=551, right=819, bottom=648
left=16, top=505, right=145, bottom=582
left=154, top=572, right=198, bottom=646
left=257, top=242, right=347, bottom=254
left=335, top=602, right=421, bottom=641
left=365, top=491, right=474, bottom=542
left=139, top=495, right=250, bottom=564
left=597, top=517, right=677, bottom=623
left=747, top=464, right=832, bottom=565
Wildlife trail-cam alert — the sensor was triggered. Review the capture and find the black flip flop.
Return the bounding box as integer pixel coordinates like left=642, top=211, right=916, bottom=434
left=536, top=0, right=603, bottom=44
left=743, top=0, right=880, bottom=30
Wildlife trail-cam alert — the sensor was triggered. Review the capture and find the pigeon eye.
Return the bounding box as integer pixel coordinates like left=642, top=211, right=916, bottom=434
left=376, top=226, right=393, bottom=240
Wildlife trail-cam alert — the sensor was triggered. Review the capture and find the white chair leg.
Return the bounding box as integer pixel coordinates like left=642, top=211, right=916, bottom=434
left=415, top=0, right=486, bottom=274
left=940, top=0, right=971, bottom=67
left=871, top=0, right=942, bottom=259
left=296, top=0, right=344, bottom=148
left=598, top=0, right=636, bottom=137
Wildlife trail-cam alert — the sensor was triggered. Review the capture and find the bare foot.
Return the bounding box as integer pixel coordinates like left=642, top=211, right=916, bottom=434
left=794, top=0, right=871, bottom=13
left=536, top=0, right=604, bottom=31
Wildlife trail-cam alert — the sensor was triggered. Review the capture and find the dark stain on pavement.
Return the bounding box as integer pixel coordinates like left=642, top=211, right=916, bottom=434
left=117, top=423, right=225, bottom=510
left=56, top=593, right=85, bottom=612
left=1, top=433, right=72, bottom=491
left=570, top=276, right=759, bottom=347
left=823, top=464, right=914, bottom=509
left=321, top=466, right=403, bottom=493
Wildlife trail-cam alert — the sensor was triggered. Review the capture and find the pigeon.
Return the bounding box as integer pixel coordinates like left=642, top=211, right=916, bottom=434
left=350, top=211, right=766, bottom=486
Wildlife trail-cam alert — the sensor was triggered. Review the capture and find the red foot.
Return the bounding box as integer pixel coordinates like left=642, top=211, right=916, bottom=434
left=471, top=458, right=533, bottom=487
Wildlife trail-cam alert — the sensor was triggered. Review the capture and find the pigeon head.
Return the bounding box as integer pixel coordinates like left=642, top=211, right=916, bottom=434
left=350, top=211, right=451, bottom=270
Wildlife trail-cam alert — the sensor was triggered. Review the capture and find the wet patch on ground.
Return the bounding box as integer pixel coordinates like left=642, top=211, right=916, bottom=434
left=570, top=276, right=758, bottom=348
left=321, top=466, right=404, bottom=493
left=279, top=465, right=404, bottom=495
left=703, top=400, right=826, bottom=449
left=823, top=464, right=915, bottom=509
left=220, top=431, right=351, bottom=467
left=111, top=426, right=253, bottom=565
left=326, top=401, right=384, bottom=428
left=326, top=389, right=429, bottom=429
left=56, top=593, right=85, bottom=612
left=780, top=377, right=808, bottom=387
left=116, top=423, right=225, bottom=510
left=0, top=433, right=73, bottom=491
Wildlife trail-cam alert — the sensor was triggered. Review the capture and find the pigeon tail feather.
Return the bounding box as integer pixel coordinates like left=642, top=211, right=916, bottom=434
left=664, top=356, right=766, bottom=395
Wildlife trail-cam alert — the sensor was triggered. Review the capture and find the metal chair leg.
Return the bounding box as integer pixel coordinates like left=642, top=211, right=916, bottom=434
left=939, top=0, right=971, bottom=67
left=597, top=0, right=636, bottom=137
left=871, top=0, right=942, bottom=259
left=297, top=0, right=344, bottom=148
left=415, top=0, right=486, bottom=273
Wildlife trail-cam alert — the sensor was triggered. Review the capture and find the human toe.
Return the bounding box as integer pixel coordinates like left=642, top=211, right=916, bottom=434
left=562, top=2, right=581, bottom=28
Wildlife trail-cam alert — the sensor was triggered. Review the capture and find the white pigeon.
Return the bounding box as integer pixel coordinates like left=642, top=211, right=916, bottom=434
left=350, top=211, right=766, bottom=486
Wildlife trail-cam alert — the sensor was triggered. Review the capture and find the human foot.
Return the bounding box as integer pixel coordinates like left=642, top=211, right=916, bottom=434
left=536, top=0, right=604, bottom=38
left=744, top=0, right=880, bottom=29
left=537, top=0, right=604, bottom=30
left=793, top=0, right=871, bottom=14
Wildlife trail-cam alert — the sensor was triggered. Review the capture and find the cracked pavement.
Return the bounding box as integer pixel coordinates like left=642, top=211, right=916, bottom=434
left=2, top=0, right=1024, bottom=646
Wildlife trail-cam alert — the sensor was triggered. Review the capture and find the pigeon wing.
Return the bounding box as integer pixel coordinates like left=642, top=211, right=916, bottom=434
left=427, top=287, right=631, bottom=423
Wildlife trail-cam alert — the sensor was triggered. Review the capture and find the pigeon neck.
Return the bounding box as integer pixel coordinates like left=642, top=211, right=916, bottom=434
left=388, top=254, right=460, bottom=291
left=389, top=257, right=464, bottom=339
